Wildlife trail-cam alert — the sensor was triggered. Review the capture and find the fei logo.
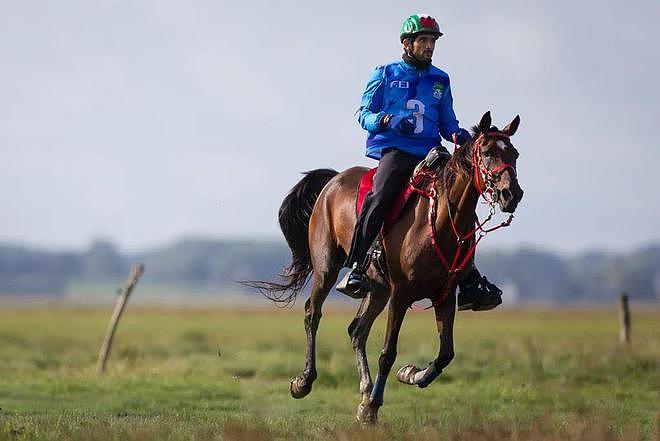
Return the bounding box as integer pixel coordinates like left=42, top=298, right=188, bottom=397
left=433, top=82, right=445, bottom=99
left=390, top=80, right=409, bottom=89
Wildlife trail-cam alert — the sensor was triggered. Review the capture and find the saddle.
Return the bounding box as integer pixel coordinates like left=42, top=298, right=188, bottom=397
left=356, top=146, right=449, bottom=227
left=356, top=168, right=416, bottom=231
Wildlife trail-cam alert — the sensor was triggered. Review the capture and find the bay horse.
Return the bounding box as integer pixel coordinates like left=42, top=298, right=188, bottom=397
left=249, top=112, right=523, bottom=423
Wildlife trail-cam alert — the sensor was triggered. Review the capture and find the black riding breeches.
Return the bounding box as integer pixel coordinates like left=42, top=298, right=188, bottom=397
left=346, top=148, right=420, bottom=267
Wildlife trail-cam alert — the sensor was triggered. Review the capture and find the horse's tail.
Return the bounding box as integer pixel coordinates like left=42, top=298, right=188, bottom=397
left=244, top=168, right=339, bottom=307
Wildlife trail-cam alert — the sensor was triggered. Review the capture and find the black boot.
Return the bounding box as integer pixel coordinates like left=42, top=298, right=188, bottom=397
left=457, top=267, right=502, bottom=311
left=336, top=262, right=370, bottom=298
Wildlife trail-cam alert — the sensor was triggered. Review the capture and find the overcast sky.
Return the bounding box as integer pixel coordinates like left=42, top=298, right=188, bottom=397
left=1, top=0, right=658, bottom=254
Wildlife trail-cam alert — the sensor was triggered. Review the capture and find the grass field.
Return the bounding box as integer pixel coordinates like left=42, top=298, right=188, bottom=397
left=0, top=304, right=658, bottom=440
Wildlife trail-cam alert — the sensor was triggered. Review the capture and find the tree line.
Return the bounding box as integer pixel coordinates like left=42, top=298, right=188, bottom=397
left=0, top=238, right=658, bottom=303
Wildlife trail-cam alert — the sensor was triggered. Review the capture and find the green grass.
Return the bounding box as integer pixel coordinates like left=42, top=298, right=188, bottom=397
left=0, top=305, right=658, bottom=440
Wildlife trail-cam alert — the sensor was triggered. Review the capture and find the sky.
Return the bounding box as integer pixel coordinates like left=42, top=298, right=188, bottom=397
left=1, top=0, right=658, bottom=254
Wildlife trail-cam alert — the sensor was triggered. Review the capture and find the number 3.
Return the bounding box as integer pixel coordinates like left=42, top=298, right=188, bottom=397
left=406, top=99, right=425, bottom=134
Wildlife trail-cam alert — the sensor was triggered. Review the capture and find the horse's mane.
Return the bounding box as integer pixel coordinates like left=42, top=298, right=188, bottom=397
left=439, top=124, right=500, bottom=193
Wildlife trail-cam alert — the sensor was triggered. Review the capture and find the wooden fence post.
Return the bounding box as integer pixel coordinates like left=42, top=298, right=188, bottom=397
left=96, top=264, right=144, bottom=374
left=619, top=293, right=631, bottom=345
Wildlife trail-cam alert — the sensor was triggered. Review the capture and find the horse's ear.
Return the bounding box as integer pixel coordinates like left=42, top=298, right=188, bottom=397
left=502, top=115, right=521, bottom=136
left=479, top=111, right=491, bottom=132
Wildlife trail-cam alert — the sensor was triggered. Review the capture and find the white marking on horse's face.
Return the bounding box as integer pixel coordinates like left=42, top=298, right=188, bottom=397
left=496, top=140, right=507, bottom=152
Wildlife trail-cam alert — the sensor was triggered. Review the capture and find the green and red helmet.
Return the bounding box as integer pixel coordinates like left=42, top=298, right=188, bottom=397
left=400, top=14, right=443, bottom=42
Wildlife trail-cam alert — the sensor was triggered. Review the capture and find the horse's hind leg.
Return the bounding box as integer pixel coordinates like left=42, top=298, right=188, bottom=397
left=289, top=246, right=342, bottom=399
left=348, top=283, right=388, bottom=415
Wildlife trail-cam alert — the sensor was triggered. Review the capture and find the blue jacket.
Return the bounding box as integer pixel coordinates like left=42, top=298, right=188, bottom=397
left=358, top=59, right=464, bottom=160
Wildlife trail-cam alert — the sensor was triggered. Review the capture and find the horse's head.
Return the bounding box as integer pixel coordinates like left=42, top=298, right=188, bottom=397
left=472, top=112, right=524, bottom=213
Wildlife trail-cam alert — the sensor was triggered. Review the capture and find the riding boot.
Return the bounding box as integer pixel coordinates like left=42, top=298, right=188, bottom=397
left=336, top=261, right=371, bottom=298
left=457, top=266, right=503, bottom=311
left=337, top=220, right=375, bottom=298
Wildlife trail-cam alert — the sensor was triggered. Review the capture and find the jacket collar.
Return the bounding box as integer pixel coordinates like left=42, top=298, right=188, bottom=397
left=399, top=57, right=431, bottom=74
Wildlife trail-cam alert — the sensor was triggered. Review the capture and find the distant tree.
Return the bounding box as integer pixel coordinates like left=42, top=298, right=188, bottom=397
left=0, top=246, right=82, bottom=296
left=82, top=239, right=127, bottom=279
left=478, top=248, right=577, bottom=303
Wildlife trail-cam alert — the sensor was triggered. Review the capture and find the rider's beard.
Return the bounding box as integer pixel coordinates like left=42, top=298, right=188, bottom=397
left=402, top=49, right=432, bottom=70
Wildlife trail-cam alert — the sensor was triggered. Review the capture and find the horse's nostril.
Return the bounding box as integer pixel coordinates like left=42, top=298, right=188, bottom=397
left=501, top=188, right=512, bottom=201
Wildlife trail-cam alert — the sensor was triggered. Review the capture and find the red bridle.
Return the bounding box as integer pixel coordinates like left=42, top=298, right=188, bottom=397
left=410, top=131, right=516, bottom=308
left=472, top=131, right=517, bottom=200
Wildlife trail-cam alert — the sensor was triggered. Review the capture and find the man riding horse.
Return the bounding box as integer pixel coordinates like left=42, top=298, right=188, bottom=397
left=246, top=12, right=524, bottom=424
left=340, top=14, right=502, bottom=311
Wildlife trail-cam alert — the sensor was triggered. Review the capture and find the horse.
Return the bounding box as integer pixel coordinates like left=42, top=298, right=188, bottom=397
left=248, top=111, right=524, bottom=424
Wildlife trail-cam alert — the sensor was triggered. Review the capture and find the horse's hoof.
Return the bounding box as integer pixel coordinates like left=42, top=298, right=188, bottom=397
left=289, top=376, right=312, bottom=399
left=396, top=364, right=422, bottom=385
left=356, top=401, right=378, bottom=425
left=397, top=363, right=440, bottom=388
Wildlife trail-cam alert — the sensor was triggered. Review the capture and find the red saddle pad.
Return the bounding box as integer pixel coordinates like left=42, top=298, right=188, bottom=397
left=356, top=167, right=417, bottom=232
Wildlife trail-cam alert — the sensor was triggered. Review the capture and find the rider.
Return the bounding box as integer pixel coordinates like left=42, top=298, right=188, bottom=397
left=340, top=13, right=502, bottom=311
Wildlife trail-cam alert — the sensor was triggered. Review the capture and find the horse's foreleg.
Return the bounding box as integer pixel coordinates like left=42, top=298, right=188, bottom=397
left=396, top=290, right=456, bottom=388
left=290, top=269, right=339, bottom=399
left=348, top=285, right=388, bottom=409
left=357, top=294, right=409, bottom=424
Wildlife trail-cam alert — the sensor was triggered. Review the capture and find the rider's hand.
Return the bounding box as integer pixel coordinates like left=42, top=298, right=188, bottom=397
left=383, top=114, right=415, bottom=135
left=453, top=128, right=470, bottom=146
